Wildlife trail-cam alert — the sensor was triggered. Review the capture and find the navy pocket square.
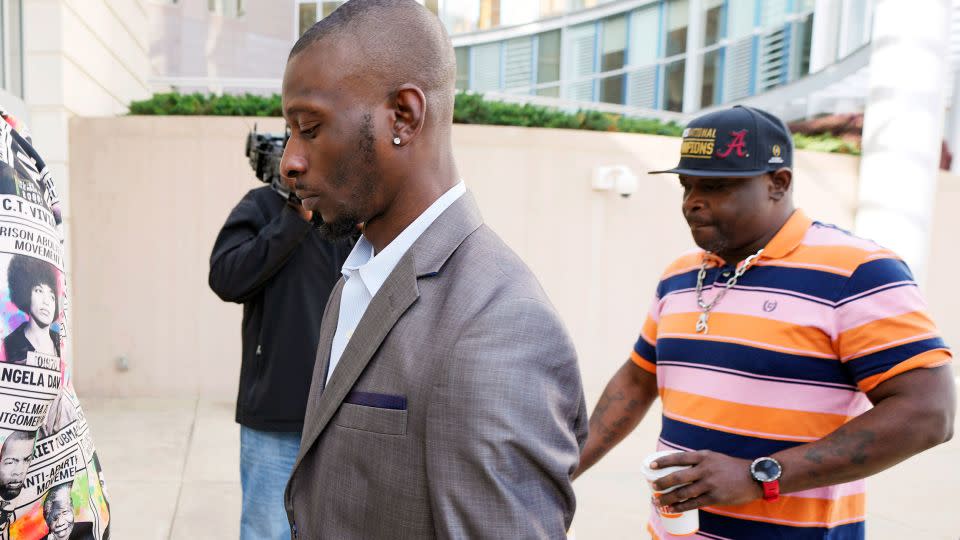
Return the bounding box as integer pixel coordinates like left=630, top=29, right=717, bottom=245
left=344, top=391, right=407, bottom=410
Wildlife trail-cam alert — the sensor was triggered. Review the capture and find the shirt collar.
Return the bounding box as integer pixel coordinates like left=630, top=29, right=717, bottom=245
left=341, top=181, right=467, bottom=297
left=761, top=209, right=812, bottom=260
left=703, top=209, right=811, bottom=267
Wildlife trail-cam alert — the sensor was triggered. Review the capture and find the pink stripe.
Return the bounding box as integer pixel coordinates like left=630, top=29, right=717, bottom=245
left=648, top=512, right=729, bottom=540
left=791, top=480, right=866, bottom=500
left=703, top=507, right=864, bottom=528
left=658, top=364, right=871, bottom=416
left=660, top=289, right=835, bottom=337
left=802, top=226, right=881, bottom=252
left=835, top=285, right=928, bottom=334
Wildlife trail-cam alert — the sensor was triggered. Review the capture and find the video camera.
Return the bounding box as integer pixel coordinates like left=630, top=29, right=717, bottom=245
left=245, top=126, right=300, bottom=203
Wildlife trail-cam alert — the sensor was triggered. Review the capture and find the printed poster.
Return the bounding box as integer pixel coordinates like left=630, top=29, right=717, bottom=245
left=0, top=107, right=110, bottom=540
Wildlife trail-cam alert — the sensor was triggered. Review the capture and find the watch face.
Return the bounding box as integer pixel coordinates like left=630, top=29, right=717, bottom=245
left=752, top=458, right=782, bottom=482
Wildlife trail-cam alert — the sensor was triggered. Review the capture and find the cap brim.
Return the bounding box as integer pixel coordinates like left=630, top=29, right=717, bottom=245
left=648, top=167, right=771, bottom=178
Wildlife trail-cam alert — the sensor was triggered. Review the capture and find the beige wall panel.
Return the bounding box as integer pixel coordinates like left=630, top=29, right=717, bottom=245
left=68, top=117, right=957, bottom=402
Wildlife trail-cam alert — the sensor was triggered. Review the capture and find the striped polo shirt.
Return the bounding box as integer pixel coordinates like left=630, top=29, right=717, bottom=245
left=633, top=210, right=951, bottom=540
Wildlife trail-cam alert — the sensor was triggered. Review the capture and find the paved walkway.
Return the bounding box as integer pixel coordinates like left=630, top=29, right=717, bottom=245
left=82, top=397, right=959, bottom=539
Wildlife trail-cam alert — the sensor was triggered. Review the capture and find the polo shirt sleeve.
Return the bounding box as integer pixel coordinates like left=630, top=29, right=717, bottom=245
left=834, top=257, right=952, bottom=393
left=630, top=294, right=660, bottom=374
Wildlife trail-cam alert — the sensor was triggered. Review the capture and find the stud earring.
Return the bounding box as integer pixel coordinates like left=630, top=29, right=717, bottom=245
left=392, top=136, right=401, bottom=145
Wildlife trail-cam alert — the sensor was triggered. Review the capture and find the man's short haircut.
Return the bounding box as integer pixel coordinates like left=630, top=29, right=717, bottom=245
left=1, top=430, right=35, bottom=455
left=7, top=255, right=59, bottom=317
left=290, top=0, right=457, bottom=129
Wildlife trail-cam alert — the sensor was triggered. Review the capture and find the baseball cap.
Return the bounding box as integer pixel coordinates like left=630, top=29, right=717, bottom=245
left=650, top=105, right=793, bottom=178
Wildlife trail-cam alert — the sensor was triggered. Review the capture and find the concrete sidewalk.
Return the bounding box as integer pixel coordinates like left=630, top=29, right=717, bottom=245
left=82, top=397, right=959, bottom=540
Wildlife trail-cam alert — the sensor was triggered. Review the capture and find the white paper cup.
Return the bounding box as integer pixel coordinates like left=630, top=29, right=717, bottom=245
left=641, top=450, right=699, bottom=536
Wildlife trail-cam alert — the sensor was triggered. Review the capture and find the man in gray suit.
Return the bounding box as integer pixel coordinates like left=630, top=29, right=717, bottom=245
left=279, top=1, right=588, bottom=538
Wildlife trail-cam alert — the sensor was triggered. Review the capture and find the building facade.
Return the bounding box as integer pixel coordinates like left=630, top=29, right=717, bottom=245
left=448, top=0, right=873, bottom=113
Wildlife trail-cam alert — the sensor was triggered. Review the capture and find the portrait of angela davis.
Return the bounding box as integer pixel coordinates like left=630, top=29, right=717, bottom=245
left=3, top=255, right=61, bottom=364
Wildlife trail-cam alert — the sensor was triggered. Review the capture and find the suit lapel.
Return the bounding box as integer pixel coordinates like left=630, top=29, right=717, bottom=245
left=306, top=280, right=343, bottom=423
left=297, top=255, right=420, bottom=456
left=293, top=191, right=485, bottom=471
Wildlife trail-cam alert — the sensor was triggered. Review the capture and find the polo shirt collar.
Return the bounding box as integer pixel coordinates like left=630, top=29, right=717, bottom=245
left=761, top=209, right=811, bottom=260
left=703, top=209, right=811, bottom=267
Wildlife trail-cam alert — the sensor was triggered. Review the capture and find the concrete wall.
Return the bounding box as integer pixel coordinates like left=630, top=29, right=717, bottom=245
left=67, top=117, right=956, bottom=402
left=148, top=0, right=294, bottom=85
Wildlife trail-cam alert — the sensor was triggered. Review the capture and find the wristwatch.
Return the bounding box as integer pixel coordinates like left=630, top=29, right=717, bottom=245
left=750, top=457, right=782, bottom=502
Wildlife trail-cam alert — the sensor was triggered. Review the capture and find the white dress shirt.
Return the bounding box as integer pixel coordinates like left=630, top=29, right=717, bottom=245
left=326, top=181, right=466, bottom=384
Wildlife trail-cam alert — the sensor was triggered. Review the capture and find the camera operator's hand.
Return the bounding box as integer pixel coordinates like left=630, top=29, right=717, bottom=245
left=288, top=200, right=313, bottom=222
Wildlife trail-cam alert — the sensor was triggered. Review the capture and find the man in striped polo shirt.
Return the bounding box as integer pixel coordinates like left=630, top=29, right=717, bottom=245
left=575, top=105, right=956, bottom=539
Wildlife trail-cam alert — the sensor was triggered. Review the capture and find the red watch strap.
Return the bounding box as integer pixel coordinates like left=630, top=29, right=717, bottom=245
left=762, top=480, right=780, bottom=502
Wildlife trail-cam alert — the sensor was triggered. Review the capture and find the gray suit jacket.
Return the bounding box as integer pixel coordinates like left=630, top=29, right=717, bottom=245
left=284, top=192, right=588, bottom=539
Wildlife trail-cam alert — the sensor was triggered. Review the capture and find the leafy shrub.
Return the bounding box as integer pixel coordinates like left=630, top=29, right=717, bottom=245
left=127, top=92, right=859, bottom=154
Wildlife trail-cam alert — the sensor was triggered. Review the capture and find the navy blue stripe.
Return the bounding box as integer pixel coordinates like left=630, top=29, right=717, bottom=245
left=699, top=509, right=865, bottom=539
left=657, top=338, right=856, bottom=388
left=740, top=265, right=849, bottom=303
left=658, top=265, right=850, bottom=303
left=841, top=258, right=915, bottom=300
left=660, top=416, right=802, bottom=459
left=633, top=336, right=657, bottom=363
left=658, top=269, right=699, bottom=298
left=846, top=337, right=948, bottom=383
left=835, top=281, right=915, bottom=307
left=657, top=361, right=859, bottom=392
left=344, top=391, right=407, bottom=410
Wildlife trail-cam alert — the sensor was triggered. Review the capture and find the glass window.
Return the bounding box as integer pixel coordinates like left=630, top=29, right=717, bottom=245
left=539, top=0, right=567, bottom=18
left=455, top=47, right=470, bottom=91
left=537, top=30, right=561, bottom=85
left=704, top=0, right=724, bottom=47
left=0, top=0, right=23, bottom=97
left=1, top=2, right=6, bottom=92
left=726, top=0, right=756, bottom=40
left=298, top=3, right=318, bottom=36
left=209, top=0, right=241, bottom=16
left=665, top=0, right=689, bottom=57
left=664, top=59, right=685, bottom=112
left=629, top=5, right=659, bottom=66
left=789, top=13, right=813, bottom=82
left=472, top=43, right=502, bottom=92
left=322, top=1, right=345, bottom=17
left=600, top=15, right=627, bottom=104
left=701, top=49, right=722, bottom=107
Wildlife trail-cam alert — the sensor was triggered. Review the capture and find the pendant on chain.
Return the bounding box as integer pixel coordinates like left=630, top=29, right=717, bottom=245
left=696, top=312, right=710, bottom=334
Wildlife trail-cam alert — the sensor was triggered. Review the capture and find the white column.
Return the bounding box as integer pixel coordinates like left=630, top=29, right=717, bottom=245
left=949, top=69, right=960, bottom=175
left=855, top=0, right=951, bottom=285
left=808, top=0, right=841, bottom=73
left=682, top=0, right=704, bottom=113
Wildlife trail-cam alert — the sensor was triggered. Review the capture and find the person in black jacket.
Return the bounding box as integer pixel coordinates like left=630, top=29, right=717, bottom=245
left=209, top=186, right=349, bottom=540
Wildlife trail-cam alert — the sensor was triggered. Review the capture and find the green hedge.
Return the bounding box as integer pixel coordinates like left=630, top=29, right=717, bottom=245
left=127, top=92, right=859, bottom=154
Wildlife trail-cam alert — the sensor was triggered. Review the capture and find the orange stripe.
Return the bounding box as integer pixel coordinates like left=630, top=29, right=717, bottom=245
left=646, top=523, right=660, bottom=540
left=661, top=388, right=849, bottom=440
left=857, top=348, right=952, bottom=393
left=658, top=312, right=835, bottom=357
left=662, top=252, right=705, bottom=279
left=641, top=316, right=658, bottom=343
left=837, top=311, right=939, bottom=360
left=705, top=493, right=865, bottom=528
left=631, top=350, right=657, bottom=374
left=765, top=244, right=874, bottom=275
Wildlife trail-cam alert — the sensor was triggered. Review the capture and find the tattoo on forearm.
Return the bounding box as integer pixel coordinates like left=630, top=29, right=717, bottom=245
left=589, top=391, right=634, bottom=454
left=803, top=427, right=876, bottom=475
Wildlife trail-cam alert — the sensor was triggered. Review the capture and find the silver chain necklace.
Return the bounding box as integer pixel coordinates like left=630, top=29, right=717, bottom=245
left=695, top=248, right=764, bottom=334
